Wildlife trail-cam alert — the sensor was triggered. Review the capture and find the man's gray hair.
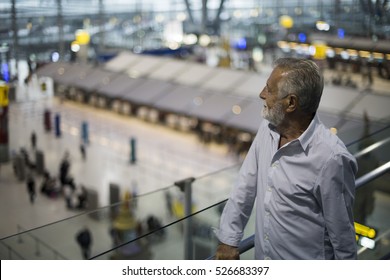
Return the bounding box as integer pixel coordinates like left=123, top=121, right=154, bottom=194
left=273, top=57, right=324, bottom=114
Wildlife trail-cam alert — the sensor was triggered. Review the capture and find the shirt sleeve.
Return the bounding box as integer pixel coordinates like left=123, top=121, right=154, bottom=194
left=215, top=129, right=260, bottom=247
left=316, top=151, right=358, bottom=259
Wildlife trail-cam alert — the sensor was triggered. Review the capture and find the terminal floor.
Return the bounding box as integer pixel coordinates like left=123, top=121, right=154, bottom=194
left=0, top=96, right=240, bottom=241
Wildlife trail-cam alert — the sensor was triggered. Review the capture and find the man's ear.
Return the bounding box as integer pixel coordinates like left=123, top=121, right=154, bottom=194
left=286, top=94, right=298, bottom=112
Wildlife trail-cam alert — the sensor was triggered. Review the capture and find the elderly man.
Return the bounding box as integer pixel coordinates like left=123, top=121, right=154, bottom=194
left=215, top=58, right=358, bottom=260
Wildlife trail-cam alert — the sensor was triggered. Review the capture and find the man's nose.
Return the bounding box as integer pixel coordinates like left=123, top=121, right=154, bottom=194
left=259, top=87, right=266, bottom=100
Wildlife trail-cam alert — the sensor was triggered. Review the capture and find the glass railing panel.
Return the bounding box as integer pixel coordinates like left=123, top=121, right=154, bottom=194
left=354, top=170, right=390, bottom=226
left=358, top=229, right=390, bottom=260
left=336, top=121, right=389, bottom=148
left=240, top=247, right=255, bottom=260
left=92, top=201, right=225, bottom=260
left=345, top=125, right=390, bottom=158
left=356, top=174, right=390, bottom=259
left=190, top=165, right=240, bottom=211
left=0, top=165, right=242, bottom=260
left=103, top=164, right=240, bottom=261
left=0, top=205, right=113, bottom=260
left=94, top=197, right=258, bottom=260
left=0, top=184, right=179, bottom=260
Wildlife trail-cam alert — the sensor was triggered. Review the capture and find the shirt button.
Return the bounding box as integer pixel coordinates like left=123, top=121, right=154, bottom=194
left=265, top=257, right=271, bottom=260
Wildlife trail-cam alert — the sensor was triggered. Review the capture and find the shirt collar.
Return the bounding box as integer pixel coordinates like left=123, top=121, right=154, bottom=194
left=266, top=114, right=320, bottom=151
left=297, top=114, right=320, bottom=151
left=267, top=122, right=279, bottom=142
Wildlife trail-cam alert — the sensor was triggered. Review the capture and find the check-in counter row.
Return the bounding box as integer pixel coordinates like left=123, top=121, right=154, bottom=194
left=35, top=52, right=390, bottom=154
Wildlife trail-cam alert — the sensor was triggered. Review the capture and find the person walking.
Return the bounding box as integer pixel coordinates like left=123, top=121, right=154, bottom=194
left=76, top=227, right=92, bottom=259
left=31, top=131, right=37, bottom=149
left=215, top=58, right=358, bottom=260
left=76, top=185, right=88, bottom=209
left=63, top=183, right=74, bottom=209
left=80, top=144, right=86, bottom=160
left=59, top=151, right=71, bottom=186
left=26, top=174, right=36, bottom=204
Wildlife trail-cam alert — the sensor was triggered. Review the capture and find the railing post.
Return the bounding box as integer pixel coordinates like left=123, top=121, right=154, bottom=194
left=12, top=225, right=67, bottom=260
left=34, top=237, right=41, bottom=257
left=175, top=177, right=195, bottom=260
left=17, top=225, right=23, bottom=243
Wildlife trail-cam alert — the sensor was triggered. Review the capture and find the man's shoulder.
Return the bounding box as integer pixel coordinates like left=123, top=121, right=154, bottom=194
left=311, top=122, right=352, bottom=157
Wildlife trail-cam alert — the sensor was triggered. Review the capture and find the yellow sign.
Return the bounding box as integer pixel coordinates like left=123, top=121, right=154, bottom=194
left=41, top=82, right=47, bottom=92
left=354, top=222, right=376, bottom=239
left=279, top=15, right=294, bottom=29
left=172, top=200, right=196, bottom=218
left=312, top=42, right=327, bottom=60
left=0, top=84, right=9, bottom=106
left=75, top=29, right=90, bottom=45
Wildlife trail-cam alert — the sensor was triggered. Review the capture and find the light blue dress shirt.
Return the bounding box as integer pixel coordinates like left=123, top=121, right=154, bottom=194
left=216, top=115, right=358, bottom=259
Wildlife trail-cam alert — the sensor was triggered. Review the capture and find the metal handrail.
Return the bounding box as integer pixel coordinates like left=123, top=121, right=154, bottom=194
left=209, top=161, right=390, bottom=259
left=355, top=161, right=390, bottom=189
left=16, top=225, right=68, bottom=260
left=346, top=124, right=390, bottom=148
left=353, top=137, right=390, bottom=160
left=0, top=241, right=25, bottom=260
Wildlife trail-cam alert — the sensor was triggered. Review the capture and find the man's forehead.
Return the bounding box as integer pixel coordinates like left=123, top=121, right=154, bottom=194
left=267, top=67, right=285, bottom=85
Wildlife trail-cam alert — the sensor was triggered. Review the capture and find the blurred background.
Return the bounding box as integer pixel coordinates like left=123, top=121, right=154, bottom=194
left=0, top=0, right=389, bottom=260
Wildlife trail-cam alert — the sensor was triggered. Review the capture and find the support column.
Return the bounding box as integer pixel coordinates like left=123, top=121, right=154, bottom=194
left=56, top=0, right=65, bottom=60
left=99, top=0, right=105, bottom=52
left=183, top=0, right=195, bottom=24
left=11, top=0, right=18, bottom=65
left=175, top=177, right=195, bottom=260
left=54, top=113, right=61, bottom=138
left=0, top=84, right=9, bottom=163
left=81, top=121, right=89, bottom=144
left=201, top=0, right=208, bottom=33
left=130, top=137, right=136, bottom=164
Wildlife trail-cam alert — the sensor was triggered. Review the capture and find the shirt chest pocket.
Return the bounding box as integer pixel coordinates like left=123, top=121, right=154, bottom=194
left=268, top=160, right=319, bottom=211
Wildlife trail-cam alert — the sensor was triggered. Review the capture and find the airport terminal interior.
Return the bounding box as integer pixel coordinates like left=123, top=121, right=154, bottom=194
left=0, top=0, right=390, bottom=260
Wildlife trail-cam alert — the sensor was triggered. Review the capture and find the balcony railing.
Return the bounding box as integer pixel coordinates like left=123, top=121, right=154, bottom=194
left=1, top=125, right=389, bottom=260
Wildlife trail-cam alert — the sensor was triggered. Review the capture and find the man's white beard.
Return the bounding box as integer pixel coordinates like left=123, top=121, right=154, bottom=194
left=262, top=102, right=285, bottom=126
